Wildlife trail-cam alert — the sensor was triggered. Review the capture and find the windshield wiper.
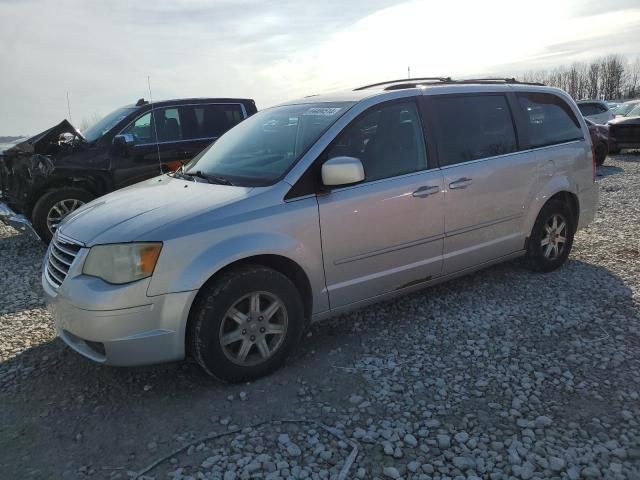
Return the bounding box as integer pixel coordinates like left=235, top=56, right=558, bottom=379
left=186, top=170, right=234, bottom=186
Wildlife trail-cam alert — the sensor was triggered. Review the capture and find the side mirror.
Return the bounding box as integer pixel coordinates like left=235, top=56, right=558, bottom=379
left=112, top=133, right=136, bottom=148
left=321, top=156, right=365, bottom=187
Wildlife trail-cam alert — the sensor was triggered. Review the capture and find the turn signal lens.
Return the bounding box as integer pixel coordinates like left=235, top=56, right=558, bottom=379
left=139, top=244, right=162, bottom=275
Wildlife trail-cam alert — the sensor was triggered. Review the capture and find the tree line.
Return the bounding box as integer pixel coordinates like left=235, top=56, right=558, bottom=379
left=518, top=54, right=640, bottom=101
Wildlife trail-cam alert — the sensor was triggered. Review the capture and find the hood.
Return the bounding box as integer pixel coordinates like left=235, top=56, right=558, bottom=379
left=59, top=175, right=254, bottom=245
left=609, top=116, right=640, bottom=126
left=6, top=120, right=84, bottom=155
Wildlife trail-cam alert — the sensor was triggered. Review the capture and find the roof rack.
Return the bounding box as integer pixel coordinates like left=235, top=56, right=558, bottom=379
left=454, top=77, right=545, bottom=86
left=353, top=77, right=544, bottom=91
left=354, top=77, right=452, bottom=91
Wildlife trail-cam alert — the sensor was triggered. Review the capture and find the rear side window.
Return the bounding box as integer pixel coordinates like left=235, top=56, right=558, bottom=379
left=578, top=103, right=607, bottom=116
left=518, top=93, right=583, bottom=148
left=181, top=104, right=245, bottom=140
left=431, top=95, right=517, bottom=166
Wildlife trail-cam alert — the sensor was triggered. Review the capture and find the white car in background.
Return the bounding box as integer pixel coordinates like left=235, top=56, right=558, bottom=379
left=576, top=100, right=615, bottom=125
left=613, top=100, right=640, bottom=117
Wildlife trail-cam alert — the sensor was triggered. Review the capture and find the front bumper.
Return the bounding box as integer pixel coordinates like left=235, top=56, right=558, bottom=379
left=0, top=201, right=40, bottom=239
left=42, top=256, right=198, bottom=366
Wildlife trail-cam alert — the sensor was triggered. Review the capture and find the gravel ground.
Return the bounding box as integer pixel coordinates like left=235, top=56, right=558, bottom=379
left=1, top=153, right=639, bottom=480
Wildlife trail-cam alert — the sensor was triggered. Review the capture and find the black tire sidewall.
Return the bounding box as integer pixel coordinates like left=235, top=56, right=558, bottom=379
left=527, top=200, right=575, bottom=273
left=595, top=142, right=607, bottom=166
left=31, top=188, right=95, bottom=243
left=189, top=266, right=304, bottom=383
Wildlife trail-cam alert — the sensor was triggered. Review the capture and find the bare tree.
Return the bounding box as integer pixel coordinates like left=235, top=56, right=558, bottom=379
left=515, top=54, right=639, bottom=100
left=587, top=63, right=600, bottom=99
left=623, top=57, right=640, bottom=98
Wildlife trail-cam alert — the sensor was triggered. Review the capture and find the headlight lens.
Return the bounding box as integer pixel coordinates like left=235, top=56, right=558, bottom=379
left=83, top=242, right=162, bottom=284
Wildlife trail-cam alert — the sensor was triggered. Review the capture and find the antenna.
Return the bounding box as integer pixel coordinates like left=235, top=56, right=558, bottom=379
left=66, top=91, right=73, bottom=123
left=147, top=75, right=163, bottom=175
left=407, top=66, right=411, bottom=79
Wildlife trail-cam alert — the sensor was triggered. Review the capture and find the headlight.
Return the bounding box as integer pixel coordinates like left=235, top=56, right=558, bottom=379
left=83, top=243, right=162, bottom=284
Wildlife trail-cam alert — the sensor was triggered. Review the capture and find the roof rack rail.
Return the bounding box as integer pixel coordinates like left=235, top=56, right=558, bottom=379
left=354, top=77, right=545, bottom=91
left=455, top=77, right=545, bottom=86
left=354, top=77, right=452, bottom=91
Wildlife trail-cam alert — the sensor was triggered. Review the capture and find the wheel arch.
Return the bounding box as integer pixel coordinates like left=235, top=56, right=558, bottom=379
left=525, top=185, right=580, bottom=248
left=27, top=174, right=110, bottom=217
left=548, top=190, right=579, bottom=231
left=184, top=253, right=314, bottom=357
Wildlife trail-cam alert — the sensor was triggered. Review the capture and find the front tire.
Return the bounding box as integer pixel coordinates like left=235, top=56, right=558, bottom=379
left=526, top=200, right=575, bottom=273
left=31, top=187, right=95, bottom=243
left=187, top=266, right=304, bottom=383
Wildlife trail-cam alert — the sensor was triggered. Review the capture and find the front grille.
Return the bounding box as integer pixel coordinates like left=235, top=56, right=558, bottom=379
left=45, top=235, right=82, bottom=288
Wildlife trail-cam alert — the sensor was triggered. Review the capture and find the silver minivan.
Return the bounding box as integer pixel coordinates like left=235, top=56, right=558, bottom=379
left=43, top=79, right=599, bottom=382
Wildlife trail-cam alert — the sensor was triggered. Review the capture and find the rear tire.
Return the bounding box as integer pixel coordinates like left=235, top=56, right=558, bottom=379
left=595, top=142, right=607, bottom=166
left=609, top=146, right=621, bottom=155
left=526, top=200, right=575, bottom=273
left=31, top=187, right=95, bottom=243
left=187, top=266, right=304, bottom=383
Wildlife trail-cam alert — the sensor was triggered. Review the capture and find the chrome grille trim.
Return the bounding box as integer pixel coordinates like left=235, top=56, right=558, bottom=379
left=45, top=234, right=82, bottom=289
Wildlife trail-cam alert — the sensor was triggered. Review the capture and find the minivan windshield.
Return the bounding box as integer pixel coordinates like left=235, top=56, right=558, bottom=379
left=82, top=106, right=137, bottom=143
left=184, top=102, right=354, bottom=186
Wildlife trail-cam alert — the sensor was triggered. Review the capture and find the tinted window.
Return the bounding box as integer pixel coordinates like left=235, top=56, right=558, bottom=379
left=154, top=108, right=182, bottom=142
left=432, top=95, right=517, bottom=166
left=578, top=103, right=607, bottom=116
left=182, top=104, right=245, bottom=140
left=518, top=93, right=583, bottom=148
left=326, top=101, right=427, bottom=182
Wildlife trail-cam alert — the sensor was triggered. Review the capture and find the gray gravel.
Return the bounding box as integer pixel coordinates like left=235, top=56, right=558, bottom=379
left=1, top=153, right=639, bottom=479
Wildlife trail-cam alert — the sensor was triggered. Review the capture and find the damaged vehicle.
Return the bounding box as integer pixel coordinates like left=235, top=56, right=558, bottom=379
left=608, top=102, right=640, bottom=154
left=0, top=97, right=257, bottom=242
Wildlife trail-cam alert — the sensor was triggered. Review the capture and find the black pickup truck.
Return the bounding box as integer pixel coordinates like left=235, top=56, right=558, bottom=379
left=0, top=97, right=257, bottom=242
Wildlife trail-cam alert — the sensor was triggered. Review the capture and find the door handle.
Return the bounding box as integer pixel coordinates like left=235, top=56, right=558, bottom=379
left=412, top=185, right=440, bottom=197
left=449, top=177, right=472, bottom=189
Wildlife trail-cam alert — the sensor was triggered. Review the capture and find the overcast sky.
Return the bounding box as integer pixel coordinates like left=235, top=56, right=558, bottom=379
left=1, top=0, right=639, bottom=134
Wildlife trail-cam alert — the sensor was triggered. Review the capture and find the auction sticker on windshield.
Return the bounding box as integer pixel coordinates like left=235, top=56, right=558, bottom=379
left=303, top=107, right=342, bottom=116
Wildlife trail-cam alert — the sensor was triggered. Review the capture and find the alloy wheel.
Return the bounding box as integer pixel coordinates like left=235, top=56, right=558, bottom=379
left=540, top=214, right=567, bottom=260
left=219, top=291, right=288, bottom=366
left=46, top=199, right=85, bottom=234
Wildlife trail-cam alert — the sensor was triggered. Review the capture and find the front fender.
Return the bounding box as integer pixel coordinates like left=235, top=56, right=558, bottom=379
left=522, top=175, right=576, bottom=238
left=146, top=196, right=328, bottom=314
left=172, top=233, right=306, bottom=292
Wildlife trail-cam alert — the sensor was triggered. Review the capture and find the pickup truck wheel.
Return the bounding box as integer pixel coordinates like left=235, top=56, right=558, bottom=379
left=188, top=266, right=304, bottom=383
left=526, top=200, right=575, bottom=273
left=32, top=188, right=95, bottom=243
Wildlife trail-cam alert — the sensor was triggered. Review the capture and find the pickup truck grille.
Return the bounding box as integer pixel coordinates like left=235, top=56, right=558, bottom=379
left=45, top=235, right=82, bottom=288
